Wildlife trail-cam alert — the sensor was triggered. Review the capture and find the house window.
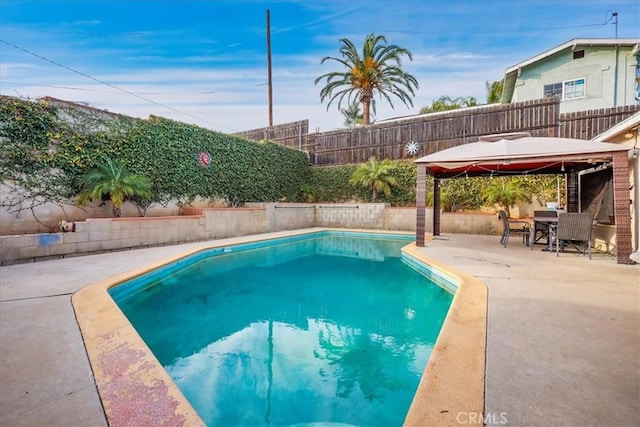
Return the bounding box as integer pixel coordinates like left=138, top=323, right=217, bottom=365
left=563, top=78, right=585, bottom=99
left=573, top=50, right=585, bottom=59
left=544, top=83, right=562, bottom=98
left=544, top=79, right=585, bottom=100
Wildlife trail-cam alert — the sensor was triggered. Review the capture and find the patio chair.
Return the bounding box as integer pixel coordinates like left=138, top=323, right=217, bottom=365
left=530, top=210, right=557, bottom=250
left=554, top=212, right=595, bottom=259
left=498, top=210, right=530, bottom=247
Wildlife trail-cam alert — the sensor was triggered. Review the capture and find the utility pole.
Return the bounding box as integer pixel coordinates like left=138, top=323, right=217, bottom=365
left=266, top=9, right=273, bottom=127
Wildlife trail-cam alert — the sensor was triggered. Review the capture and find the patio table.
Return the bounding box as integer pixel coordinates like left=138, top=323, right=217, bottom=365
left=531, top=216, right=558, bottom=252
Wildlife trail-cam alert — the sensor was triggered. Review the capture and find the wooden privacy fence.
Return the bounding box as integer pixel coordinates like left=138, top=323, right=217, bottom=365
left=308, top=98, right=560, bottom=165
left=233, top=119, right=309, bottom=150
left=237, top=99, right=639, bottom=166
left=559, top=105, right=640, bottom=139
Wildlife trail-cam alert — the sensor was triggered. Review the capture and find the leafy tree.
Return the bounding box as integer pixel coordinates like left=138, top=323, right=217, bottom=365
left=481, top=177, right=529, bottom=218
left=517, top=175, right=565, bottom=207
left=486, top=80, right=503, bottom=104
left=349, top=157, right=399, bottom=202
left=419, top=95, right=478, bottom=114
left=315, top=33, right=418, bottom=126
left=431, top=177, right=485, bottom=212
left=77, top=157, right=152, bottom=217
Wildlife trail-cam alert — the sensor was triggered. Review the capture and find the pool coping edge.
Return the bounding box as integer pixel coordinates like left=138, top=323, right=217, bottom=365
left=402, top=242, right=487, bottom=426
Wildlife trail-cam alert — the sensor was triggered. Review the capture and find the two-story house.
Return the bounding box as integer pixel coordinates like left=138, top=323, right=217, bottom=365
left=501, top=38, right=639, bottom=113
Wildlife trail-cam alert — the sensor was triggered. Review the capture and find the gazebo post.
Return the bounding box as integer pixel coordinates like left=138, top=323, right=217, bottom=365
left=416, top=164, right=427, bottom=246
left=433, top=178, right=441, bottom=236
left=612, top=151, right=633, bottom=264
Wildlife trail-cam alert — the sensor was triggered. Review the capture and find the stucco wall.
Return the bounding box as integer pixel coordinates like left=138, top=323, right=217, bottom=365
left=0, top=204, right=502, bottom=265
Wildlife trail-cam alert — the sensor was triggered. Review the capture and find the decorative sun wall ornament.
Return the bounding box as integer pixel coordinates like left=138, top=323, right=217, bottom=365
left=198, top=151, right=211, bottom=167
left=405, top=140, right=421, bottom=156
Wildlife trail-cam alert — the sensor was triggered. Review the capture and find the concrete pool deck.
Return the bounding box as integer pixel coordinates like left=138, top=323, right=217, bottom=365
left=1, top=230, right=638, bottom=426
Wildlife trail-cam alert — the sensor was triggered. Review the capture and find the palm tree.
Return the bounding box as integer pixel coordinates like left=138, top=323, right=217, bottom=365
left=349, top=157, right=398, bottom=202
left=486, top=80, right=503, bottom=103
left=77, top=157, right=152, bottom=217
left=315, top=33, right=418, bottom=126
left=482, top=177, right=529, bottom=218
left=341, top=102, right=362, bottom=128
left=419, top=95, right=478, bottom=114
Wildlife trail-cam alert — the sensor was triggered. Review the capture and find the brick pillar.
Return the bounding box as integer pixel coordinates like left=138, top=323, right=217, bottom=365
left=612, top=151, right=633, bottom=264
left=416, top=164, right=426, bottom=246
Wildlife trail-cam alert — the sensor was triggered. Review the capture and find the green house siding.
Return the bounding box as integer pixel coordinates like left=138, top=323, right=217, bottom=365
left=506, top=40, right=639, bottom=113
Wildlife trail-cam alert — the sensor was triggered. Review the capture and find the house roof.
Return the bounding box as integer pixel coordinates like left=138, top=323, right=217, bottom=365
left=591, top=111, right=640, bottom=143
left=414, top=132, right=629, bottom=178
left=502, top=38, right=640, bottom=103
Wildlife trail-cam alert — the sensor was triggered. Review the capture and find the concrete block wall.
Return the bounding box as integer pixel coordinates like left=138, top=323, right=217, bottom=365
left=0, top=204, right=502, bottom=265
left=0, top=215, right=208, bottom=265
left=316, top=204, right=385, bottom=229
left=442, top=212, right=502, bottom=235
left=383, top=207, right=419, bottom=231
left=0, top=190, right=209, bottom=235
left=266, top=204, right=316, bottom=231
left=203, top=208, right=268, bottom=238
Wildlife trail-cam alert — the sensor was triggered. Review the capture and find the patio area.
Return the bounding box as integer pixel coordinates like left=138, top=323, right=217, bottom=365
left=0, top=230, right=638, bottom=426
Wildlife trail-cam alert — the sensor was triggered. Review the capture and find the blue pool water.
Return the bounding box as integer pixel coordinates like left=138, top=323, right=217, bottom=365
left=111, top=232, right=454, bottom=426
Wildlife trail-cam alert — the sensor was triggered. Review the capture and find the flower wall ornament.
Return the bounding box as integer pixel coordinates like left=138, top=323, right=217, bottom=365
left=405, top=140, right=421, bottom=156
left=198, top=151, right=211, bottom=167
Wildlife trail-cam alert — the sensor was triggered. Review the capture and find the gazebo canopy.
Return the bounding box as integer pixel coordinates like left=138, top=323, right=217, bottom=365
left=414, top=132, right=630, bottom=178
left=412, top=131, right=634, bottom=264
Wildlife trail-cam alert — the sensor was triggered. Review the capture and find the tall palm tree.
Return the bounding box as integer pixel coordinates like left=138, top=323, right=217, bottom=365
left=77, top=157, right=152, bottom=217
left=315, top=33, right=418, bottom=126
left=349, top=157, right=398, bottom=202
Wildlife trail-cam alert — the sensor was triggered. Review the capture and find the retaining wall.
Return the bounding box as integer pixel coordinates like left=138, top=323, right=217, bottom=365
left=0, top=204, right=501, bottom=265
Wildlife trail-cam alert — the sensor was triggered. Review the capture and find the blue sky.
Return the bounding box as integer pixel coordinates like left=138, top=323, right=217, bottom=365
left=1, top=0, right=639, bottom=133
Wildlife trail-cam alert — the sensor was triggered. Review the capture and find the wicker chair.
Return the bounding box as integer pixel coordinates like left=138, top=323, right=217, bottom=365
left=554, top=212, right=595, bottom=259
left=498, top=210, right=530, bottom=247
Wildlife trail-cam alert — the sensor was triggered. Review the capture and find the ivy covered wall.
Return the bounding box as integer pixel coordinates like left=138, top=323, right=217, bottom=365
left=0, top=96, right=311, bottom=218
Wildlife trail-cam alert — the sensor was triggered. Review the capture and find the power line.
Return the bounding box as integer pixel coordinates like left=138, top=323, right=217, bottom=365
left=0, top=39, right=237, bottom=132
left=1, top=80, right=161, bottom=94
left=374, top=13, right=623, bottom=36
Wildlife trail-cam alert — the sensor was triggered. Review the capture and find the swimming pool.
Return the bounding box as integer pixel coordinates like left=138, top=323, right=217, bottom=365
left=108, top=231, right=454, bottom=426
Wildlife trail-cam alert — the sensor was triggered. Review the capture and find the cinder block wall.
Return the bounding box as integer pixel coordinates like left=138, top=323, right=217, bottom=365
left=203, top=208, right=268, bottom=238
left=316, top=204, right=385, bottom=229
left=266, top=204, right=316, bottom=231
left=0, top=204, right=501, bottom=265
left=442, top=212, right=502, bottom=235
